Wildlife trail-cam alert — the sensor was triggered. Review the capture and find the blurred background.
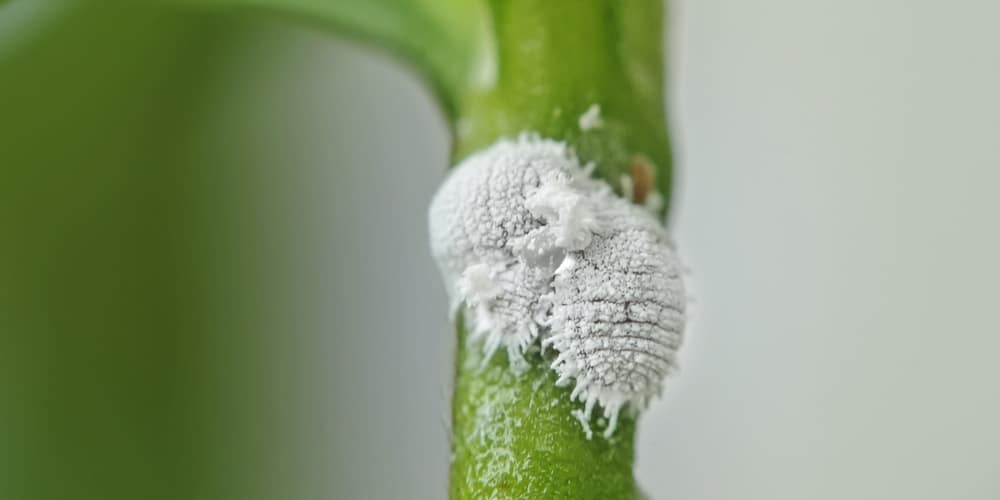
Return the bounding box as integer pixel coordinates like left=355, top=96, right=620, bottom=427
left=1, top=1, right=997, bottom=499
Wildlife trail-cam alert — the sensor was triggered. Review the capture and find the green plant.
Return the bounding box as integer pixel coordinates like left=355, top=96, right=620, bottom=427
left=186, top=1, right=676, bottom=498
left=5, top=1, right=678, bottom=498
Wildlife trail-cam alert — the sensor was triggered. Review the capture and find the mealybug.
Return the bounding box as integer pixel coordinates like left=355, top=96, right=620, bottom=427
left=429, top=134, right=685, bottom=437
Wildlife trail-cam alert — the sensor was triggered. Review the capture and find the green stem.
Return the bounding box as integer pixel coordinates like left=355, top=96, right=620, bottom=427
left=449, top=1, right=673, bottom=498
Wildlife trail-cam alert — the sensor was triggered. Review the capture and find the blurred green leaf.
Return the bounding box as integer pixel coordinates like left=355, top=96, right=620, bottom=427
left=173, top=0, right=486, bottom=119
left=0, top=3, right=243, bottom=499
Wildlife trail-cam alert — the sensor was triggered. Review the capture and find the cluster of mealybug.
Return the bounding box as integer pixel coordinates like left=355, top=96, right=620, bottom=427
left=429, top=135, right=685, bottom=437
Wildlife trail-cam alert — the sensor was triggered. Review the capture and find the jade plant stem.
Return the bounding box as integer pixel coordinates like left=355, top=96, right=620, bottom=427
left=448, top=1, right=674, bottom=498
left=171, top=0, right=674, bottom=497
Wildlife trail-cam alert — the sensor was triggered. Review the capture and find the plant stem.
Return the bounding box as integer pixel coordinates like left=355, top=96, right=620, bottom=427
left=449, top=1, right=673, bottom=498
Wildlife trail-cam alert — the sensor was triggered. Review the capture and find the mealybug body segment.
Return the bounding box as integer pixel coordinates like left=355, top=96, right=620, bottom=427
left=429, top=135, right=685, bottom=436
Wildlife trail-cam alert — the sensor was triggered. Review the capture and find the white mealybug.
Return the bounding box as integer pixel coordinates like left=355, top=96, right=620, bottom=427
left=429, top=134, right=685, bottom=437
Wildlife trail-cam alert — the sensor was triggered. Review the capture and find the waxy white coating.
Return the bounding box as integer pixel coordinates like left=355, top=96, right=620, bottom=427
left=429, top=135, right=685, bottom=437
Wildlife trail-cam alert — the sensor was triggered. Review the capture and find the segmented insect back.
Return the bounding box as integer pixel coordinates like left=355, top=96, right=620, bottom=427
left=429, top=135, right=686, bottom=437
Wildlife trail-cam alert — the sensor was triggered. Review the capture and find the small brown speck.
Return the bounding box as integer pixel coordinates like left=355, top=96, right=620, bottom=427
left=629, top=155, right=656, bottom=204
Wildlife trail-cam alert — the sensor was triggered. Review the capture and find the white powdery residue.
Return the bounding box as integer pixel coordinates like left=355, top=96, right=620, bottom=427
left=578, top=103, right=604, bottom=131
left=644, top=191, right=665, bottom=215
left=429, top=134, right=686, bottom=437
left=531, top=376, right=546, bottom=394
left=572, top=409, right=594, bottom=440
left=465, top=372, right=549, bottom=495
left=523, top=182, right=601, bottom=251
left=620, top=175, right=636, bottom=202
left=458, top=263, right=501, bottom=304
